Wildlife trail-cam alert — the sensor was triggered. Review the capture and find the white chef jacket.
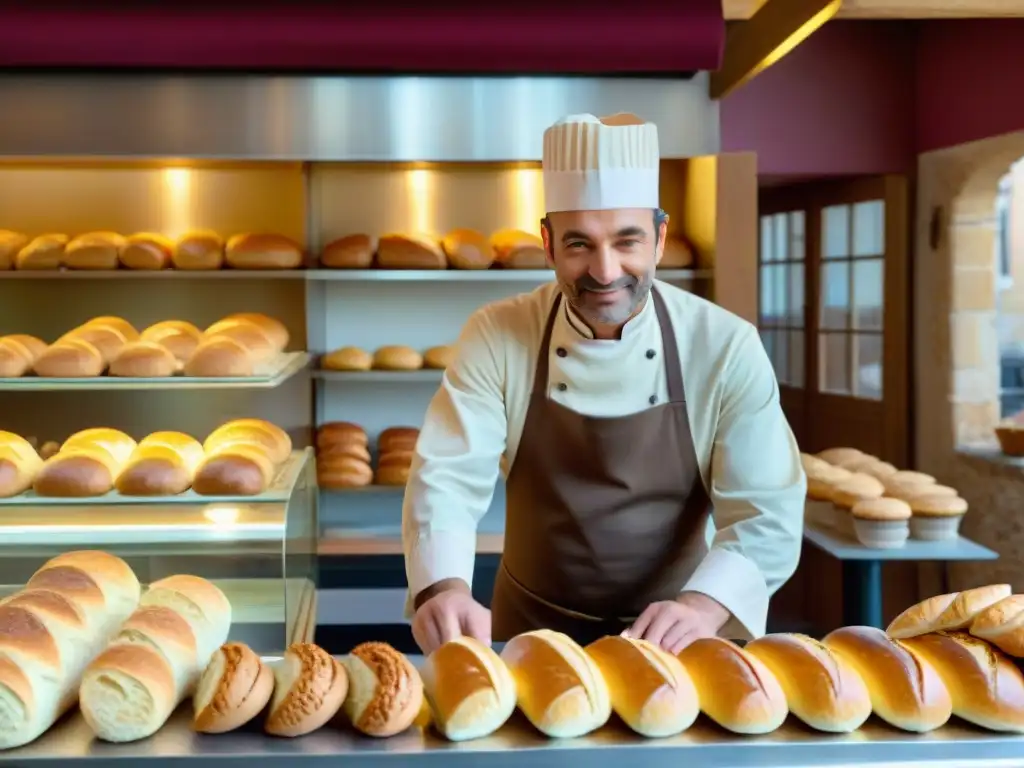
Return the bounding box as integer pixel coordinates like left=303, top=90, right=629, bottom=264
left=402, top=279, right=806, bottom=639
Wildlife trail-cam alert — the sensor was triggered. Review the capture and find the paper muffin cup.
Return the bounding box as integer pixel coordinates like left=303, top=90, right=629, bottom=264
left=910, top=514, right=964, bottom=541
left=853, top=518, right=909, bottom=549
left=832, top=505, right=857, bottom=537
left=804, top=499, right=834, bottom=528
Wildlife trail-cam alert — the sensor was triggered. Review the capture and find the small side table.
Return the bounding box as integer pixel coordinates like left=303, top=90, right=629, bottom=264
left=802, top=521, right=998, bottom=629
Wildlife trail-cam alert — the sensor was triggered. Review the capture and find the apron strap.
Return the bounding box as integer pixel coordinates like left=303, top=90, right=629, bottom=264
left=533, top=292, right=562, bottom=396
left=652, top=286, right=686, bottom=404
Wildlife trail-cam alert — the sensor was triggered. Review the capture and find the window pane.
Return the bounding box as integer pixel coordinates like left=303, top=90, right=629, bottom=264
left=819, top=332, right=850, bottom=394
left=820, top=261, right=851, bottom=330
left=760, top=216, right=774, bottom=263
left=853, top=200, right=885, bottom=257
left=853, top=258, right=884, bottom=331
left=759, top=264, right=788, bottom=325
left=823, top=205, right=850, bottom=259
left=790, top=211, right=806, bottom=261
left=773, top=213, right=789, bottom=262
left=775, top=329, right=790, bottom=384
left=790, top=330, right=805, bottom=388
left=855, top=333, right=883, bottom=400
left=788, top=263, right=805, bottom=326
left=759, top=265, right=772, bottom=324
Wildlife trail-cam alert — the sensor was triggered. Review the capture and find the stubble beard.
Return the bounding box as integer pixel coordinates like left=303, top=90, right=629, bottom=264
left=561, top=269, right=655, bottom=327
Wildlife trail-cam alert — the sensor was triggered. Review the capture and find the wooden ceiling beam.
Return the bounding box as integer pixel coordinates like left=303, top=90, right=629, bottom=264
left=724, top=0, right=1024, bottom=19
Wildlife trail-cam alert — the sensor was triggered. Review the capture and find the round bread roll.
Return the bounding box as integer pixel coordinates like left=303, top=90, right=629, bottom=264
left=108, top=341, right=179, bottom=378
left=115, top=431, right=204, bottom=496
left=81, top=316, right=140, bottom=342
left=184, top=337, right=255, bottom=377
left=318, top=457, right=373, bottom=489
left=442, top=228, right=494, bottom=270
left=0, top=430, right=44, bottom=497
left=140, top=320, right=203, bottom=363
left=192, top=444, right=276, bottom=497
left=745, top=633, right=872, bottom=733
left=677, top=637, right=788, bottom=735
left=33, top=339, right=105, bottom=378
left=422, top=636, right=517, bottom=742
left=65, top=231, right=124, bottom=270
left=120, top=232, right=173, bottom=270
left=265, top=643, right=348, bottom=738
left=34, top=447, right=122, bottom=497
left=372, top=345, right=423, bottom=371
left=500, top=630, right=611, bottom=739
left=62, top=324, right=128, bottom=364
left=378, top=427, right=420, bottom=454
left=39, top=440, right=60, bottom=460
left=343, top=642, right=424, bottom=738
left=204, top=319, right=276, bottom=362
left=204, top=419, right=292, bottom=465
left=887, top=584, right=1013, bottom=639
left=504, top=245, right=548, bottom=269
left=221, top=313, right=289, bottom=352
left=585, top=635, right=699, bottom=738
left=61, top=428, right=138, bottom=465
left=194, top=642, right=276, bottom=734
left=0, top=337, right=35, bottom=377
left=321, top=234, right=376, bottom=269
left=173, top=230, right=225, bottom=270
left=423, top=345, right=454, bottom=370
left=319, top=442, right=371, bottom=464
left=316, top=422, right=368, bottom=450
left=322, top=346, right=372, bottom=372
left=817, top=447, right=864, bottom=466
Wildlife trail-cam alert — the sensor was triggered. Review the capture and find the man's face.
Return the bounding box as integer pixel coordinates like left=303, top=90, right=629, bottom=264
left=542, top=208, right=666, bottom=328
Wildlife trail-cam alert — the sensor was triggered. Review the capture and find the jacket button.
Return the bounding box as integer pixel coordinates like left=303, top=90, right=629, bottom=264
left=557, top=383, right=568, bottom=392
left=556, top=347, right=568, bottom=358
left=649, top=394, right=658, bottom=405
left=646, top=349, right=656, bottom=359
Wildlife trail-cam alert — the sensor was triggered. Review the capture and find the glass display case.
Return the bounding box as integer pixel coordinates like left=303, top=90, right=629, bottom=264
left=0, top=448, right=317, bottom=653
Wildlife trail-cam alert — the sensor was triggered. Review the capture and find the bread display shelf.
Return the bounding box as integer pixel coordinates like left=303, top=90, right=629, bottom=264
left=305, top=268, right=711, bottom=282
left=804, top=519, right=998, bottom=562
left=3, top=682, right=1020, bottom=767
left=0, top=352, right=310, bottom=390
left=314, top=370, right=443, bottom=384
left=0, top=269, right=310, bottom=280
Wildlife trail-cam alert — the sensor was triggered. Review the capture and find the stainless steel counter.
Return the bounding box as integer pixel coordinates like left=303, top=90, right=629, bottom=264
left=5, top=708, right=1024, bottom=767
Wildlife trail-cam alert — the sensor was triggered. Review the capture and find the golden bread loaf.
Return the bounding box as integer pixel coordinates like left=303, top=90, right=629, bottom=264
left=192, top=444, right=276, bottom=497
left=372, top=345, right=423, bottom=371
left=422, top=345, right=454, bottom=370
left=203, top=318, right=276, bottom=362
left=108, top=341, right=178, bottom=377
left=902, top=630, right=1024, bottom=732
left=971, top=595, right=1024, bottom=657
left=343, top=642, right=424, bottom=738
left=115, top=432, right=204, bottom=496
left=64, top=232, right=125, bottom=270
left=0, top=336, right=38, bottom=377
left=585, top=635, right=699, bottom=737
left=16, top=233, right=67, bottom=270
left=204, top=419, right=291, bottom=465
left=442, top=228, right=494, bottom=270
left=82, top=316, right=140, bottom=342
left=320, top=442, right=371, bottom=464
left=321, top=234, right=376, bottom=269
left=0, top=430, right=43, bottom=497
left=660, top=235, right=695, bottom=267
left=33, top=339, right=105, bottom=378
left=489, top=229, right=543, bottom=265
left=0, top=229, right=28, bottom=270
left=499, top=629, right=611, bottom=739
left=322, top=346, right=372, bottom=371
left=676, top=637, right=788, bottom=735
left=119, top=233, right=173, bottom=270
left=61, top=325, right=128, bottom=364
left=377, top=234, right=446, bottom=269
left=33, top=428, right=137, bottom=497
left=221, top=313, right=289, bottom=352
left=184, top=337, right=255, bottom=377
left=140, top=320, right=202, bottom=364
left=225, top=233, right=303, bottom=270
left=173, top=230, right=225, bottom=270
left=3, top=334, right=46, bottom=363
left=745, top=633, right=871, bottom=733
left=887, top=584, right=1013, bottom=639
left=316, top=422, right=368, bottom=450
left=317, top=456, right=373, bottom=489
left=423, top=636, right=517, bottom=742
left=194, top=642, right=275, bottom=734
left=266, top=643, right=348, bottom=738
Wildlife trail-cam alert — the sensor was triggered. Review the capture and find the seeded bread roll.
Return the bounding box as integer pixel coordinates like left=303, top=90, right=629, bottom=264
left=343, top=642, right=424, bottom=738
left=194, top=642, right=275, bottom=734
left=266, top=643, right=348, bottom=738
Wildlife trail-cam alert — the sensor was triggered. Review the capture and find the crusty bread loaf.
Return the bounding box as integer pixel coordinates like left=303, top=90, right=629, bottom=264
left=64, top=231, right=125, bottom=270
left=16, top=233, right=67, bottom=270
left=500, top=629, right=611, bottom=739
left=422, top=636, right=516, bottom=742
left=173, top=230, right=225, bottom=270
left=745, top=633, right=872, bottom=733
left=109, top=341, right=179, bottom=377
left=423, top=345, right=454, bottom=370
left=442, top=228, right=494, bottom=270
left=322, top=346, right=372, bottom=371
left=33, top=338, right=105, bottom=378
left=3, top=334, right=47, bottom=364
left=61, top=325, right=129, bottom=365
left=377, top=234, right=446, bottom=269
left=902, top=631, right=1024, bottom=732
left=676, top=637, right=788, bottom=735
left=970, top=595, right=1024, bottom=658
left=140, top=320, right=202, bottom=364
left=203, top=318, right=276, bottom=363
left=490, top=229, right=543, bottom=265
left=225, top=233, right=303, bottom=270
left=586, top=635, right=698, bottom=737
left=321, top=234, right=376, bottom=269
left=82, top=316, right=140, bottom=342
left=194, top=642, right=275, bottom=734
left=823, top=625, right=951, bottom=732
left=119, top=233, right=173, bottom=270
left=373, top=345, right=423, bottom=371
left=33, top=428, right=138, bottom=497
left=80, top=574, right=231, bottom=743
left=184, top=337, right=255, bottom=377
left=0, top=230, right=28, bottom=270
left=192, top=444, right=275, bottom=497
left=887, top=585, right=1013, bottom=639
left=221, top=313, right=289, bottom=352
left=317, top=422, right=368, bottom=450
left=0, top=551, right=140, bottom=750
left=0, top=337, right=36, bottom=377
left=0, top=430, right=43, bottom=497
left=342, top=642, right=424, bottom=738
left=266, top=643, right=348, bottom=738
left=204, top=419, right=292, bottom=465
left=115, top=431, right=205, bottom=496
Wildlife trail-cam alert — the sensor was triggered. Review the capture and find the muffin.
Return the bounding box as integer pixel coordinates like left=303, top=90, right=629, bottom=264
left=817, top=447, right=864, bottom=467
left=829, top=473, right=885, bottom=537
left=805, top=464, right=852, bottom=529
left=801, top=453, right=831, bottom=476
left=851, top=497, right=912, bottom=549
left=884, top=470, right=936, bottom=492
left=855, top=460, right=898, bottom=481
left=886, top=482, right=958, bottom=503
left=909, top=495, right=968, bottom=541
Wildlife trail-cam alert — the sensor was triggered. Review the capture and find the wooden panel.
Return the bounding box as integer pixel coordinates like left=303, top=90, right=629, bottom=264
left=724, top=0, right=1024, bottom=18
left=711, top=153, right=759, bottom=322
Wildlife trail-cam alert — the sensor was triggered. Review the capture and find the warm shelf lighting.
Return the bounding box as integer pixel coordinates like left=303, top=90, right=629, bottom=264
left=161, top=167, right=193, bottom=239
left=510, top=168, right=544, bottom=235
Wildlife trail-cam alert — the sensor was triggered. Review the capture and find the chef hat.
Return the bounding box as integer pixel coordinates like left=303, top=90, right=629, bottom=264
left=542, top=113, right=660, bottom=213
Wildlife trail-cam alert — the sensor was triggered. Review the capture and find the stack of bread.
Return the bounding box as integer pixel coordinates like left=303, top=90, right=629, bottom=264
left=376, top=427, right=419, bottom=486
left=316, top=422, right=372, bottom=489
left=321, top=343, right=453, bottom=372
left=0, top=228, right=303, bottom=271
left=803, top=447, right=969, bottom=548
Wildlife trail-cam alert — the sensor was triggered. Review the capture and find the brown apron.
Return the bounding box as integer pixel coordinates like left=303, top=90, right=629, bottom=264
left=491, top=287, right=713, bottom=646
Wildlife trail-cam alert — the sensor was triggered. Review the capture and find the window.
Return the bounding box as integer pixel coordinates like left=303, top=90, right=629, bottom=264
left=758, top=210, right=806, bottom=387
left=997, top=173, right=1012, bottom=287
left=818, top=200, right=885, bottom=400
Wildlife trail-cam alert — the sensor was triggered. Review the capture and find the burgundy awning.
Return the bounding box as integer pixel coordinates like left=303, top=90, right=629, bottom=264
left=0, top=4, right=724, bottom=73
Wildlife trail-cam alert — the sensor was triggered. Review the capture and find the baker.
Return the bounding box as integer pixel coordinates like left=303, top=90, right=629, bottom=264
left=403, top=113, right=805, bottom=655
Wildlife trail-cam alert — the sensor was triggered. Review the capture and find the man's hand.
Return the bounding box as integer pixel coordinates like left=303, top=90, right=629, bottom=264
left=626, top=592, right=730, bottom=655
left=411, top=584, right=492, bottom=655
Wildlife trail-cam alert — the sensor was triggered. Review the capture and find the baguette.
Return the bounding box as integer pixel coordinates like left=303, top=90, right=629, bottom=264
left=0, top=551, right=141, bottom=750
left=971, top=594, right=1024, bottom=657
left=80, top=575, right=231, bottom=743
left=115, top=431, right=204, bottom=496
left=33, top=428, right=137, bottom=497
left=0, top=430, right=43, bottom=497
left=887, top=585, right=1013, bottom=639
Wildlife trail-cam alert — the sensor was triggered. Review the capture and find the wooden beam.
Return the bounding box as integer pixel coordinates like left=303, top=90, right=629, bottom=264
left=724, top=0, right=1024, bottom=19
left=711, top=0, right=841, bottom=100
